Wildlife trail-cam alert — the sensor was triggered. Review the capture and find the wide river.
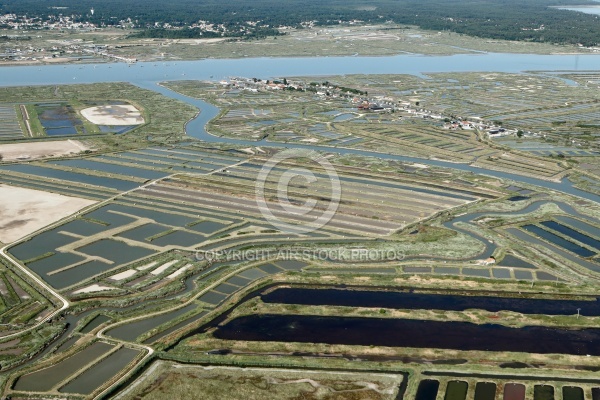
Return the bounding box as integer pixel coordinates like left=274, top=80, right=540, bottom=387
left=0, top=53, right=599, bottom=86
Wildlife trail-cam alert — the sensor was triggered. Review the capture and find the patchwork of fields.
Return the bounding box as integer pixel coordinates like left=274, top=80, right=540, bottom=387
left=166, top=79, right=574, bottom=181
left=2, top=145, right=498, bottom=293
left=0, top=105, right=24, bottom=139
left=1, top=72, right=600, bottom=400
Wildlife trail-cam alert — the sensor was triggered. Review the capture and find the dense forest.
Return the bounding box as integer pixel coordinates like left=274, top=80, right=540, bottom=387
left=1, top=0, right=600, bottom=46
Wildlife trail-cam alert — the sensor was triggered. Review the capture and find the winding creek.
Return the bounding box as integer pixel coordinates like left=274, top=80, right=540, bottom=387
left=138, top=82, right=600, bottom=204
left=441, top=199, right=600, bottom=273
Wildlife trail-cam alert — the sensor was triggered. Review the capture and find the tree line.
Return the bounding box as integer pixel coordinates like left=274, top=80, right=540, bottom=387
left=2, top=0, right=600, bottom=46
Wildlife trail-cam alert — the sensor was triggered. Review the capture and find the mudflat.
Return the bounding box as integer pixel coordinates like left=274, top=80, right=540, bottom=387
left=0, top=184, right=95, bottom=243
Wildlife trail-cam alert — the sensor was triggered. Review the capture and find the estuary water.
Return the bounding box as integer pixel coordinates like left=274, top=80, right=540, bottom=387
left=0, top=53, right=599, bottom=87
left=555, top=6, right=600, bottom=15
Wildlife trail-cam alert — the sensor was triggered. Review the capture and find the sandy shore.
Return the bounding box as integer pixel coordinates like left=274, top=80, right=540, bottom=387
left=0, top=184, right=96, bottom=243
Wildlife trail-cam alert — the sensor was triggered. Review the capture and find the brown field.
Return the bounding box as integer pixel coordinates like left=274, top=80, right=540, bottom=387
left=0, top=184, right=95, bottom=243
left=116, top=361, right=400, bottom=400
left=0, top=139, right=91, bottom=162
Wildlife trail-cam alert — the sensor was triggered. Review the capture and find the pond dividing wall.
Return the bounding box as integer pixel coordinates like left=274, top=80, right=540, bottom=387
left=261, top=287, right=600, bottom=316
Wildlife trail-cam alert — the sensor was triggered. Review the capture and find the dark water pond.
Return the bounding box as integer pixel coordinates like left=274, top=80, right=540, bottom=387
left=522, top=225, right=596, bottom=258
left=46, top=260, right=114, bottom=289
left=80, top=315, right=111, bottom=334
left=13, top=342, right=113, bottom=392
left=102, top=203, right=197, bottom=227
left=416, top=380, right=440, bottom=400
left=188, top=220, right=229, bottom=234
left=9, top=229, right=78, bottom=260
left=36, top=103, right=83, bottom=136
left=50, top=159, right=166, bottom=180
left=555, top=216, right=600, bottom=240
left=214, top=314, right=600, bottom=355
left=59, top=219, right=111, bottom=236
left=261, top=287, right=600, bottom=316
left=474, top=382, right=496, bottom=400
left=541, top=220, right=600, bottom=251
left=46, top=126, right=78, bottom=136
left=59, top=347, right=140, bottom=395
left=504, top=383, right=525, bottom=400
left=76, top=239, right=155, bottom=265
left=498, top=255, right=537, bottom=269
left=0, top=164, right=139, bottom=191
left=151, top=230, right=205, bottom=247
left=534, top=384, right=555, bottom=400
left=563, top=386, right=584, bottom=400
left=107, top=303, right=198, bottom=341
left=25, top=253, right=85, bottom=277
left=508, top=196, right=530, bottom=202
left=444, top=381, right=468, bottom=400
left=118, top=223, right=170, bottom=242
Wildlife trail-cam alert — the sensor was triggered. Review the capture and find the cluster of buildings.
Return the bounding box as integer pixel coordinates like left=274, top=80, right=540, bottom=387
left=0, top=38, right=97, bottom=62
left=1, top=42, right=81, bottom=62
left=0, top=13, right=102, bottom=62
left=0, top=13, right=97, bottom=31
left=188, top=20, right=227, bottom=34
left=356, top=100, right=394, bottom=112
left=225, top=77, right=305, bottom=92
left=139, top=19, right=276, bottom=36
left=223, top=76, right=524, bottom=138
left=443, top=118, right=515, bottom=136
left=82, top=45, right=136, bottom=63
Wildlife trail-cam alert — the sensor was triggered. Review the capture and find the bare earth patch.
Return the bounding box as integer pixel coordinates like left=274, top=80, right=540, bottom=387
left=72, top=284, right=116, bottom=294
left=109, top=269, right=138, bottom=281
left=171, top=38, right=228, bottom=45
left=81, top=104, right=144, bottom=125
left=0, top=139, right=90, bottom=162
left=0, top=184, right=96, bottom=243
left=117, top=362, right=398, bottom=400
